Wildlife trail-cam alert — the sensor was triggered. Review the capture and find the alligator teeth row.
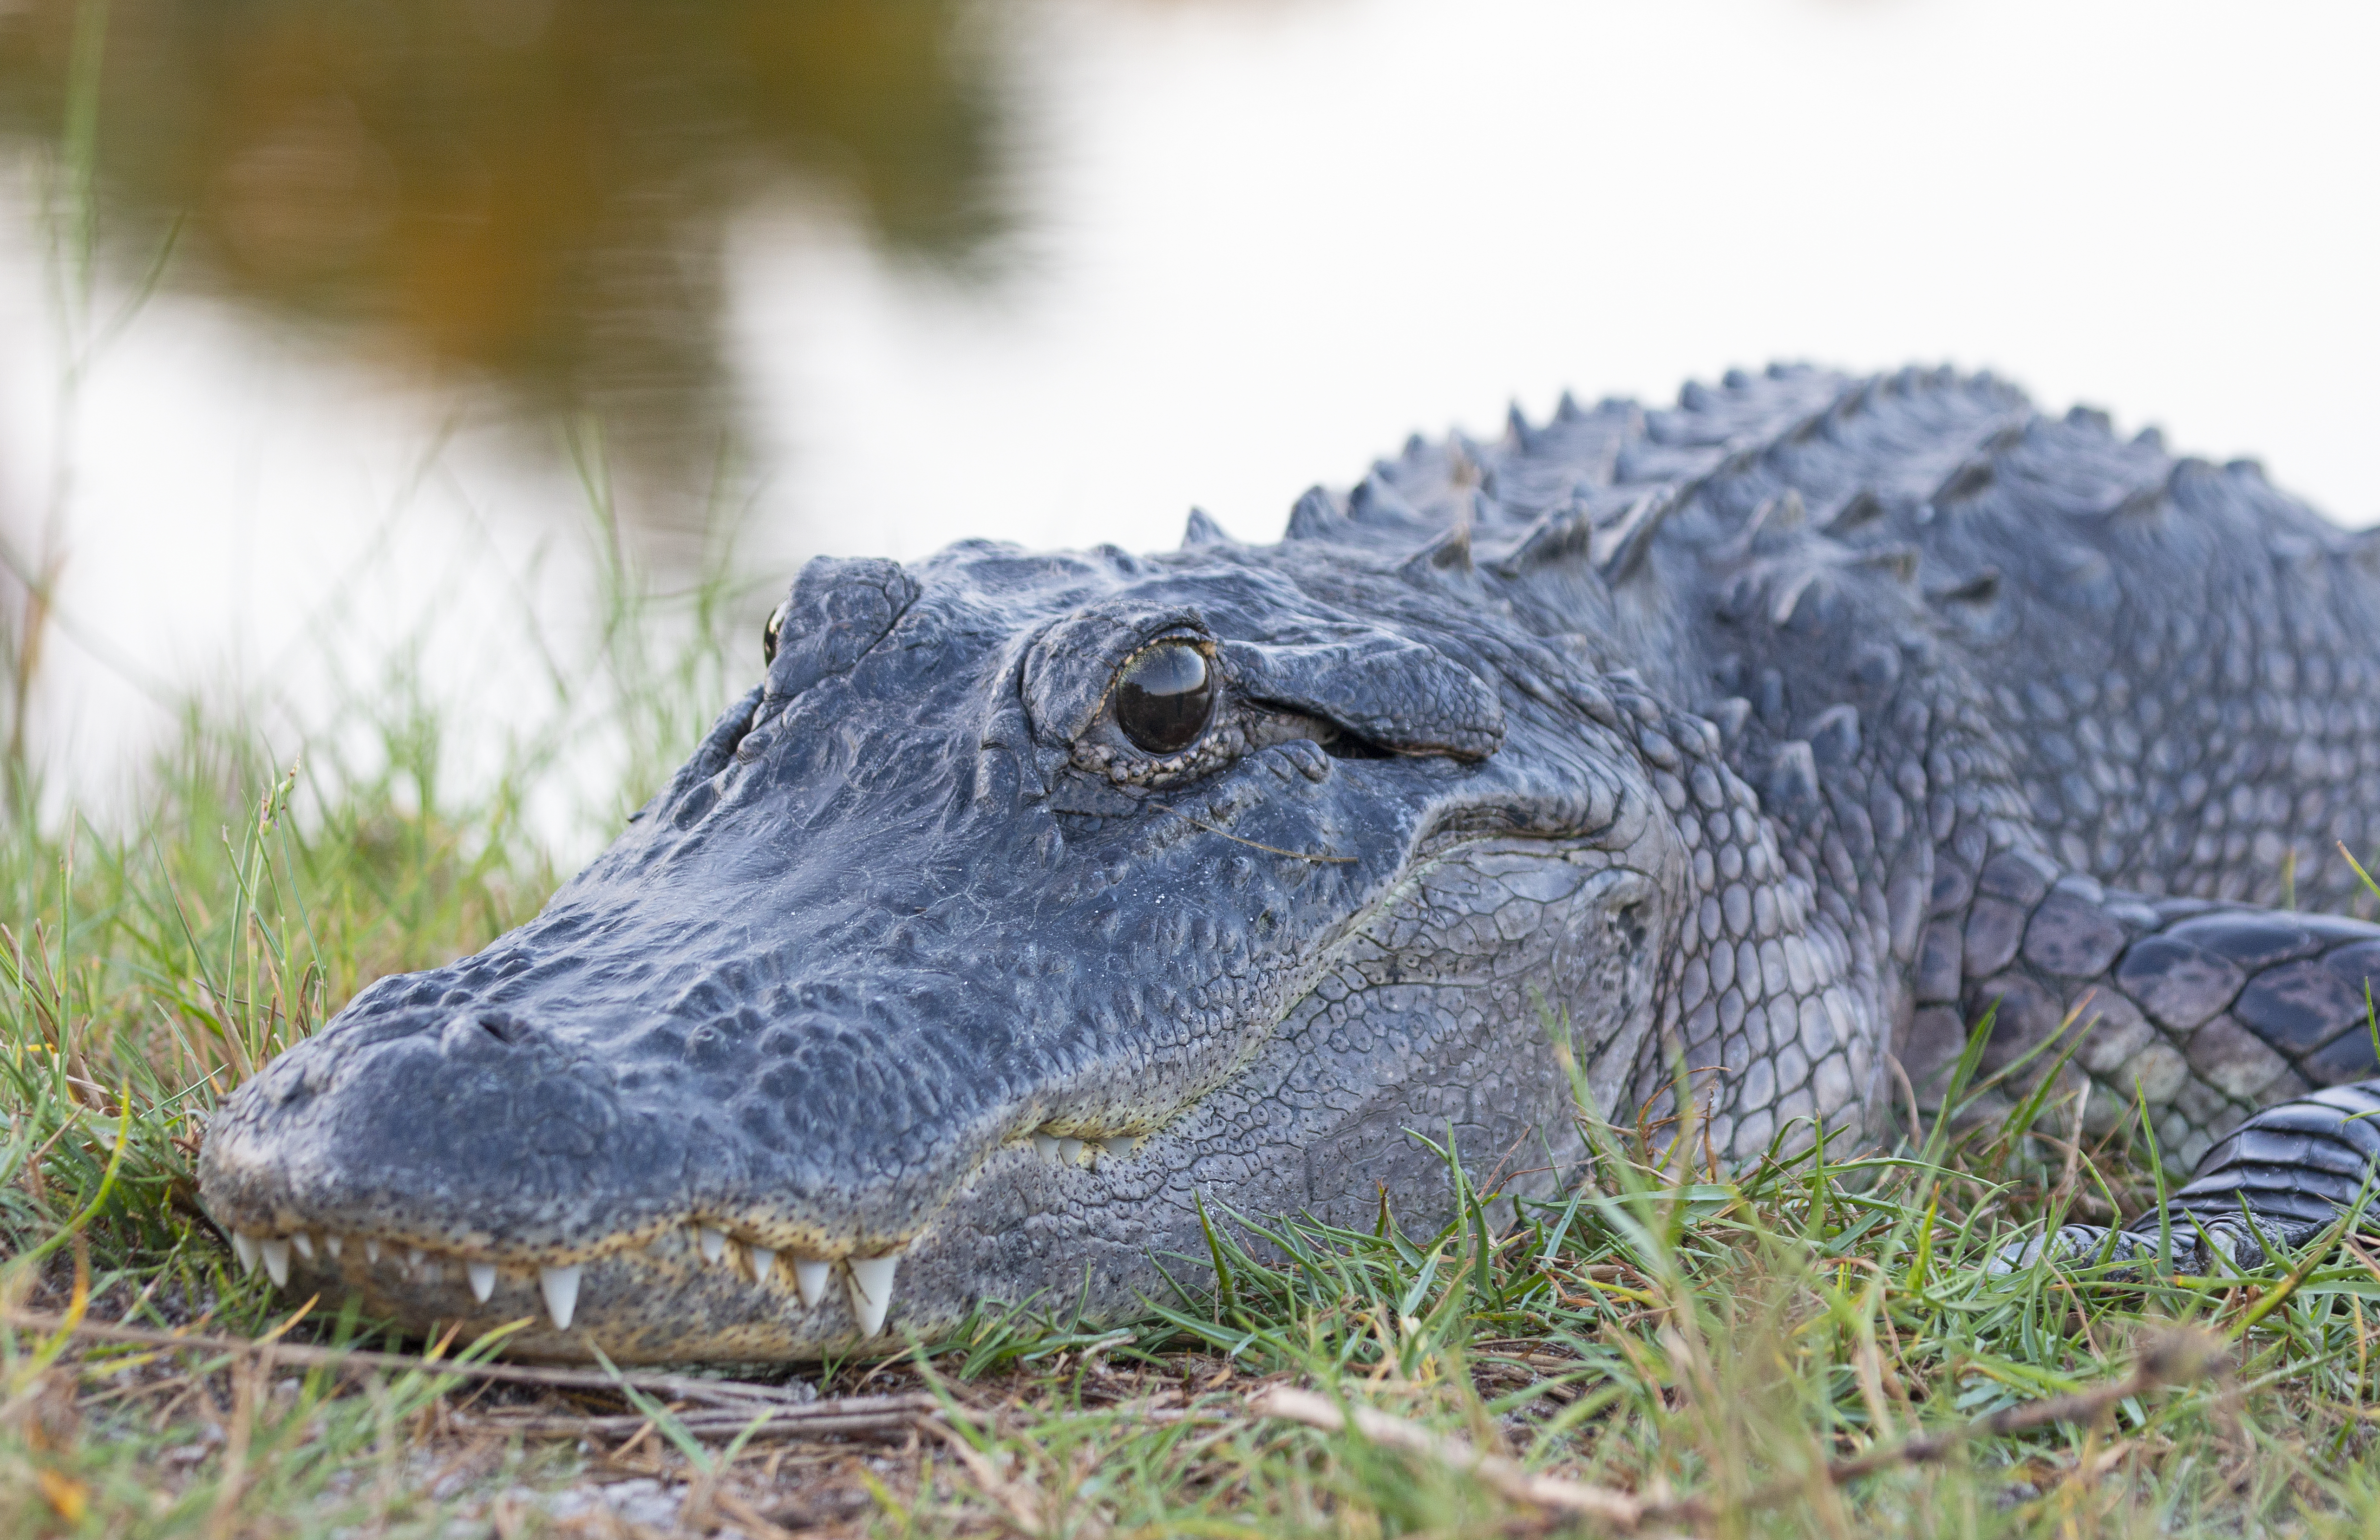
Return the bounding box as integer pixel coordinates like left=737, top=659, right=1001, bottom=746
left=229, top=1229, right=591, bottom=1329
left=1027, top=1131, right=1142, bottom=1164
left=686, top=1226, right=900, bottom=1334
left=229, top=1228, right=904, bottom=1336
left=224, top=1128, right=1136, bottom=1338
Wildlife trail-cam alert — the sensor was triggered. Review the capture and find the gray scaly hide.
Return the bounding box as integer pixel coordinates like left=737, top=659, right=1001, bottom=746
left=198, top=364, right=2380, bottom=1358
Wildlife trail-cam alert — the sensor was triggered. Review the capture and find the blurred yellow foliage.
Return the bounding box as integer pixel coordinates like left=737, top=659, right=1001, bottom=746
left=0, top=0, right=1010, bottom=461
left=35, top=1467, right=86, bottom=1523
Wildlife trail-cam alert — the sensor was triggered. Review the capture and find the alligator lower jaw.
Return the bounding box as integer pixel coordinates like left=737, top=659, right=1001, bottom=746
left=212, top=1217, right=927, bottom=1363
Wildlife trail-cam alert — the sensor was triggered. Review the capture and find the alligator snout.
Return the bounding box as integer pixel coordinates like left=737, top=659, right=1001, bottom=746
left=199, top=955, right=1196, bottom=1357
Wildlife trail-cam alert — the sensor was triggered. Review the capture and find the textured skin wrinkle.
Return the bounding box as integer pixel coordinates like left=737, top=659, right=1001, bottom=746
left=1222, top=633, right=1505, bottom=760
left=203, top=363, right=2380, bottom=1359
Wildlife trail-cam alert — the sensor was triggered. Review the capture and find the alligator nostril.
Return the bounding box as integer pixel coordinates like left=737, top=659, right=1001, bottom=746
left=440, top=1010, right=536, bottom=1060
left=259, top=1056, right=313, bottom=1107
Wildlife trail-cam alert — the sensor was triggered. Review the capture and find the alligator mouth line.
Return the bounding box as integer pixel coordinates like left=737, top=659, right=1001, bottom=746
left=215, top=1125, right=1152, bottom=1339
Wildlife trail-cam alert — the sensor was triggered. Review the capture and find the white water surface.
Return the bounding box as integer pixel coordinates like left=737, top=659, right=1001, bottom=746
left=1, top=0, right=2373, bottom=845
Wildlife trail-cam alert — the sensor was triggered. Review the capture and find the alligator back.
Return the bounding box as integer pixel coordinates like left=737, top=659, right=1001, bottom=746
left=1289, top=363, right=2380, bottom=1166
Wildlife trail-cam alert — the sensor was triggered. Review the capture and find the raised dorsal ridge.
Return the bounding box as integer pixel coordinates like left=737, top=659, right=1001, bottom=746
left=1284, top=485, right=1350, bottom=543
left=1399, top=520, right=1475, bottom=580
left=1766, top=739, right=1820, bottom=809
left=1927, top=567, right=2001, bottom=606
left=1808, top=703, right=1861, bottom=763
left=1491, top=502, right=1595, bottom=578
left=2101, top=470, right=2171, bottom=519
left=1713, top=440, right=1764, bottom=484
left=1932, top=454, right=1996, bottom=505
left=1852, top=543, right=1922, bottom=584
left=1181, top=507, right=1236, bottom=549
left=1711, top=489, right=1805, bottom=568
left=1828, top=488, right=1886, bottom=530
left=1347, top=471, right=1424, bottom=529
left=1594, top=487, right=1679, bottom=588
left=1770, top=569, right=1824, bottom=627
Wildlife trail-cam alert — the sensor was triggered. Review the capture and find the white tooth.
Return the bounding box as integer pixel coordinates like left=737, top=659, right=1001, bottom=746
left=540, top=1265, right=582, bottom=1331
left=364, top=1239, right=381, bottom=1264
left=698, top=1226, right=726, bottom=1264
left=749, top=1246, right=776, bottom=1283
left=1059, top=1137, right=1087, bottom=1165
left=406, top=1247, right=424, bottom=1269
left=260, top=1239, right=290, bottom=1287
left=290, top=1232, right=314, bottom=1260
left=792, top=1257, right=831, bottom=1307
left=232, top=1232, right=260, bottom=1275
left=467, top=1261, right=496, bottom=1303
left=1031, top=1133, right=1060, bottom=1161
left=324, top=1234, right=343, bottom=1259
left=1114, top=1135, right=1144, bottom=1156
left=845, top=1254, right=899, bottom=1337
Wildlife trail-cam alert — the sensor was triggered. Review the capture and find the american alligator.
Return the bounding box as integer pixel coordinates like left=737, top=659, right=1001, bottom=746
left=199, top=364, right=2380, bottom=1360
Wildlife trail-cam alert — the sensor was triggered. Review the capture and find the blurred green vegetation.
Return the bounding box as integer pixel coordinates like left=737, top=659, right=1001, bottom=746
left=7, top=7, right=2379, bottom=1533
left=0, top=0, right=1013, bottom=470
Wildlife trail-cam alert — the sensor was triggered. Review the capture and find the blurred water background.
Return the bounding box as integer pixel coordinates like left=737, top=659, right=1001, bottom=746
left=0, top=0, right=2373, bottom=846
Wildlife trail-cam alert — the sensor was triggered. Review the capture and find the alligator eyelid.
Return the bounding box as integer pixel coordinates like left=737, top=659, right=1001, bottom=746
left=1146, top=802, right=1354, bottom=864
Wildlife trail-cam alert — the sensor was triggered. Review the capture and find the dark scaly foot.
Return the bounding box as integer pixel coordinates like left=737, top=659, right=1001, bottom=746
left=1999, top=1081, right=2380, bottom=1273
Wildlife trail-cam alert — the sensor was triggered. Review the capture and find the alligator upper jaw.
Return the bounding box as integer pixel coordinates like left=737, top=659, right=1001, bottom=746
left=212, top=1214, right=909, bottom=1359
left=202, top=1126, right=1152, bottom=1361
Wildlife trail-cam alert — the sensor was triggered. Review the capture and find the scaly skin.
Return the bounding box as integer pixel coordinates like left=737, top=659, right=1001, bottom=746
left=199, top=365, right=2380, bottom=1359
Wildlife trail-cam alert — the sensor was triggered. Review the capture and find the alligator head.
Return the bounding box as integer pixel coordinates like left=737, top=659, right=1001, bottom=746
left=199, top=533, right=1695, bottom=1359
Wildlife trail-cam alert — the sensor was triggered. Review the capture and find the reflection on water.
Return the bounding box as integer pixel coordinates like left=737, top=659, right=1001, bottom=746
left=0, top=0, right=1013, bottom=495
left=0, top=0, right=2373, bottom=821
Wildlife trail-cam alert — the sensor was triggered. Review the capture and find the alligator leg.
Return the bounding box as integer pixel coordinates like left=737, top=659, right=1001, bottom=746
left=1999, top=1082, right=2380, bottom=1272
left=1903, top=849, right=2380, bottom=1269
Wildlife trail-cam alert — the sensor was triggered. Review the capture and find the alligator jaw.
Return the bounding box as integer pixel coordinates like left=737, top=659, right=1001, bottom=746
left=209, top=1216, right=911, bottom=1359
left=202, top=1126, right=1157, bottom=1361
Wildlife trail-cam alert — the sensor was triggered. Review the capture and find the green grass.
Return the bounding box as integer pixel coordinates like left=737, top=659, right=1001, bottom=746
left=4, top=551, right=2380, bottom=1538
left=8, top=31, right=2380, bottom=1515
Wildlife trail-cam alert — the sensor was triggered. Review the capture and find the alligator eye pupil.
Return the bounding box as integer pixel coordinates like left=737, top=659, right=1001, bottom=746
left=762, top=601, right=788, bottom=666
left=1114, top=643, right=1212, bottom=755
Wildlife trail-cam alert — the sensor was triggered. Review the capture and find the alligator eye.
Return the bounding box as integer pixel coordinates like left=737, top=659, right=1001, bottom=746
left=762, top=600, right=788, bottom=666
left=1114, top=642, right=1213, bottom=755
